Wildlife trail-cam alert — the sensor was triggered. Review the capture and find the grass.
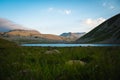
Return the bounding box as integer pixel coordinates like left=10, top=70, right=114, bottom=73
left=0, top=38, right=120, bottom=80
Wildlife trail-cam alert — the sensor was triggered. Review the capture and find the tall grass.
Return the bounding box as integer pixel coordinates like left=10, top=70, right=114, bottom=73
left=0, top=46, right=120, bottom=80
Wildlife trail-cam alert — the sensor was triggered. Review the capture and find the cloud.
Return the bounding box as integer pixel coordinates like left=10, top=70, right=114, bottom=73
left=102, top=2, right=107, bottom=6
left=110, top=5, right=115, bottom=9
left=79, top=17, right=106, bottom=32
left=64, top=10, right=71, bottom=15
left=102, top=2, right=115, bottom=10
left=48, top=7, right=72, bottom=15
left=82, top=17, right=106, bottom=27
left=48, top=7, right=54, bottom=12
left=0, top=18, right=28, bottom=32
left=84, top=18, right=93, bottom=25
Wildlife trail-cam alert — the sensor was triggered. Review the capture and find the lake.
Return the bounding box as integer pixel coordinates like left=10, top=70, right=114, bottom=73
left=21, top=44, right=120, bottom=47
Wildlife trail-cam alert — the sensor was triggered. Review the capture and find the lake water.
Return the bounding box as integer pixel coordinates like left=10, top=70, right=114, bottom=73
left=21, top=44, right=120, bottom=47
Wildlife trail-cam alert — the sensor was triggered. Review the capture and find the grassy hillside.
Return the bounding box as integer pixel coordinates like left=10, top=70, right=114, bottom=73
left=76, top=14, right=120, bottom=43
left=0, top=40, right=120, bottom=80
left=0, top=38, right=17, bottom=47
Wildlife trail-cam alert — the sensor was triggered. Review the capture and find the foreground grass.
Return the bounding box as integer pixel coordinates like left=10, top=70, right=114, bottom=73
left=0, top=45, right=120, bottom=80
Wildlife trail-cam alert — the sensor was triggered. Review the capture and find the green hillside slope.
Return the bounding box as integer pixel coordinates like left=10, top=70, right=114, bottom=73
left=0, top=38, right=17, bottom=47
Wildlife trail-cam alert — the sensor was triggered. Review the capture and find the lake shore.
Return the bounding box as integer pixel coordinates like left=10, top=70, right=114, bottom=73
left=21, top=43, right=120, bottom=47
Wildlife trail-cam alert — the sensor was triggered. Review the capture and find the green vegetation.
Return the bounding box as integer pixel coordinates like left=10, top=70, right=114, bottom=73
left=0, top=38, right=17, bottom=47
left=0, top=38, right=120, bottom=80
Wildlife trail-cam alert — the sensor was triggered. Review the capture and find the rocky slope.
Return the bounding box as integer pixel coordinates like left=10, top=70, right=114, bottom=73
left=60, top=32, right=85, bottom=41
left=76, top=13, right=120, bottom=44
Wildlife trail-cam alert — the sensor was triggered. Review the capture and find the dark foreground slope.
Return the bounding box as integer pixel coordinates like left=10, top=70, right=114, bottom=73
left=76, top=14, right=120, bottom=43
left=0, top=38, right=120, bottom=80
left=0, top=38, right=17, bottom=47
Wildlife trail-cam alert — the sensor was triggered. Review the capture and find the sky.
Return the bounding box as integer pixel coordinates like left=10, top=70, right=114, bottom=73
left=0, top=0, right=120, bottom=35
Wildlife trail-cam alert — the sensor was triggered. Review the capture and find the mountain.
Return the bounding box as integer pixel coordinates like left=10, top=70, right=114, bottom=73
left=60, top=32, right=85, bottom=41
left=0, top=18, right=27, bottom=32
left=5, top=29, right=41, bottom=36
left=76, top=13, right=120, bottom=43
left=1, top=29, right=66, bottom=43
left=4, top=29, right=63, bottom=40
left=0, top=18, right=67, bottom=43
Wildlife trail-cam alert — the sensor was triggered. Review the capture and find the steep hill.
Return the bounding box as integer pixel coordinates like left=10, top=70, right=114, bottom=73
left=60, top=32, right=85, bottom=41
left=76, top=13, right=120, bottom=43
left=5, top=29, right=41, bottom=36
left=1, top=29, right=66, bottom=43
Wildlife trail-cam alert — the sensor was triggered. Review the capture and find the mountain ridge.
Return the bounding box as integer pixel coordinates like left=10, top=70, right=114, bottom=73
left=0, top=18, right=67, bottom=43
left=0, top=29, right=67, bottom=43
left=60, top=32, right=86, bottom=41
left=0, top=18, right=87, bottom=43
left=76, top=13, right=120, bottom=43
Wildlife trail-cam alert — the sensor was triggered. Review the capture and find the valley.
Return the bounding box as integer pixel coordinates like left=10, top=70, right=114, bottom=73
left=0, top=18, right=86, bottom=43
left=0, top=38, right=120, bottom=80
left=0, top=1, right=120, bottom=79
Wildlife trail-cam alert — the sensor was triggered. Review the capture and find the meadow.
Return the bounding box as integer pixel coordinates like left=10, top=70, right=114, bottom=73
left=0, top=43, right=120, bottom=80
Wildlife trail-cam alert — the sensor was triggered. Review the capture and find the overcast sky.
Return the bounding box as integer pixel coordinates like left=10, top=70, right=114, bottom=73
left=0, top=0, right=120, bottom=35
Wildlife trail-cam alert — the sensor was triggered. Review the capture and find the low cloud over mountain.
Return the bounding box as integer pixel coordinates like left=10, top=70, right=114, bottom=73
left=0, top=18, right=27, bottom=32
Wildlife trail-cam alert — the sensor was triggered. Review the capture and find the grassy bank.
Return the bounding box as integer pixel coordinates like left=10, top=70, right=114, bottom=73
left=0, top=45, right=120, bottom=80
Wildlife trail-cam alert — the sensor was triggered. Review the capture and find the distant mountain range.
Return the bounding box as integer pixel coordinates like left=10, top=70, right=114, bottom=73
left=0, top=29, right=67, bottom=43
left=0, top=18, right=84, bottom=43
left=1, top=13, right=120, bottom=44
left=76, top=13, right=120, bottom=44
left=0, top=18, right=66, bottom=43
left=60, top=32, right=85, bottom=41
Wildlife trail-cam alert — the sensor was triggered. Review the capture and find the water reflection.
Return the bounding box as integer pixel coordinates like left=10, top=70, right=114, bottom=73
left=21, top=44, right=120, bottom=47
